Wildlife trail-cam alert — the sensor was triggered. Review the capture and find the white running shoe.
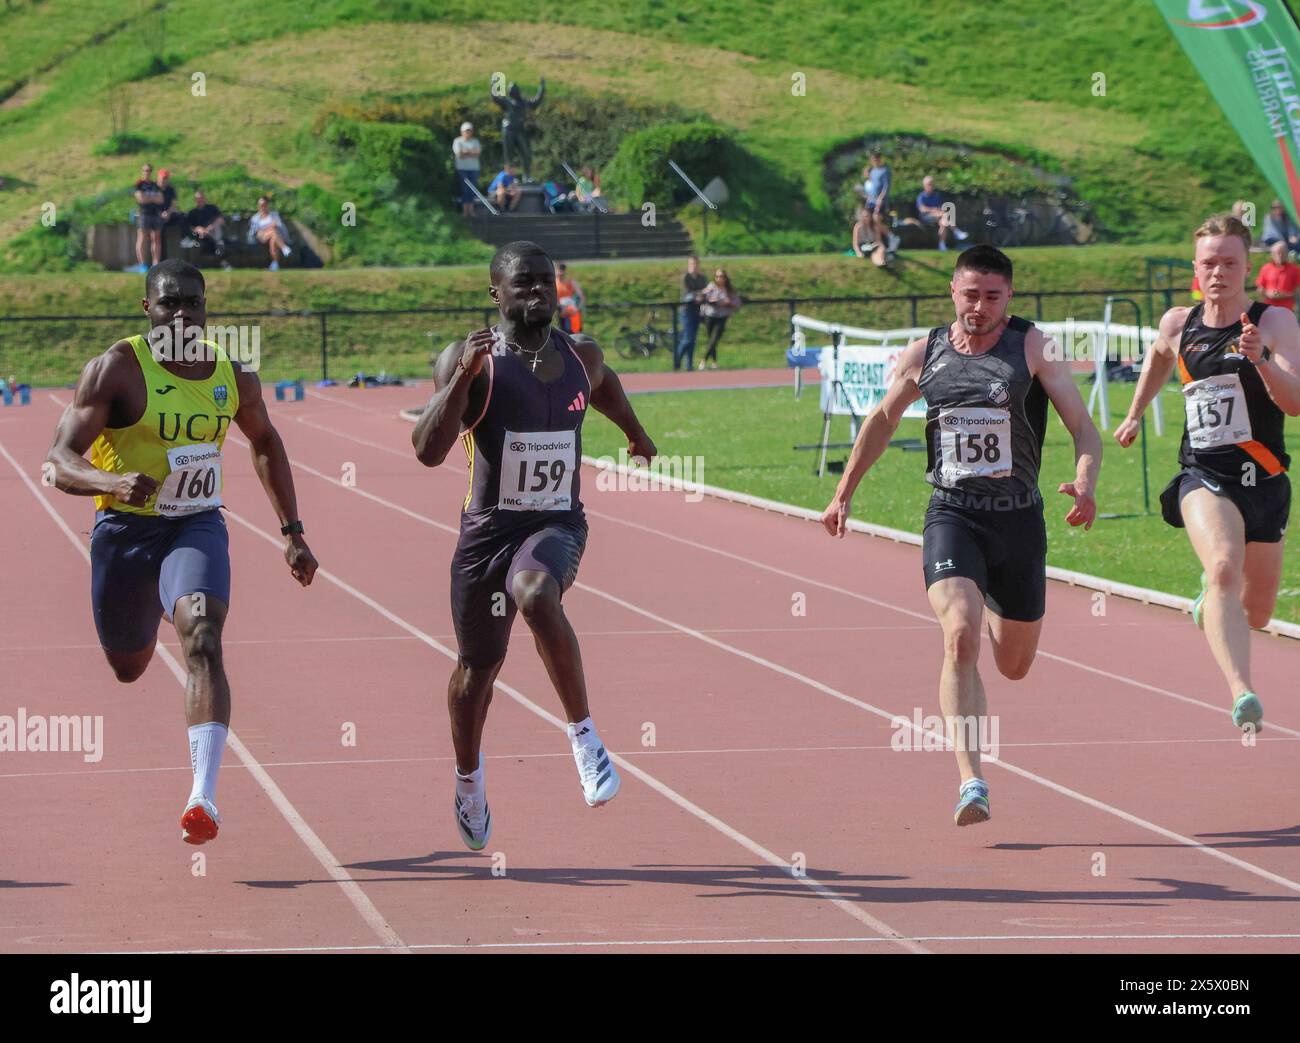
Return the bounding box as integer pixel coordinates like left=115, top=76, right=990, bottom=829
left=454, top=756, right=492, bottom=850
left=181, top=796, right=221, bottom=845
left=572, top=735, right=620, bottom=807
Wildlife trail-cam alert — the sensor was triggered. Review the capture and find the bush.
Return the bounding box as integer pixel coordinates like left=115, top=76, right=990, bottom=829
left=91, top=131, right=180, bottom=157
left=604, top=121, right=746, bottom=209
left=321, top=117, right=445, bottom=196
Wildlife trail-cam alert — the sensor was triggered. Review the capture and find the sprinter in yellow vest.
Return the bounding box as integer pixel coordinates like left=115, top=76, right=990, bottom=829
left=45, top=260, right=318, bottom=844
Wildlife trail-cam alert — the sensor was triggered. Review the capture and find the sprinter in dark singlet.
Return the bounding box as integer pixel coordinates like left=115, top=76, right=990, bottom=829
left=820, top=245, right=1101, bottom=826
left=412, top=241, right=656, bottom=850
left=1116, top=214, right=1300, bottom=734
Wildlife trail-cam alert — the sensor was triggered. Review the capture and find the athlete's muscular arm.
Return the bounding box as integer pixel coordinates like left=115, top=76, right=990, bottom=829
left=1244, top=306, right=1300, bottom=415
left=45, top=342, right=159, bottom=506
left=571, top=335, right=657, bottom=462
left=1027, top=328, right=1101, bottom=529
left=412, top=332, right=492, bottom=467
left=231, top=364, right=318, bottom=587
left=820, top=337, right=926, bottom=537
left=1115, top=307, right=1184, bottom=448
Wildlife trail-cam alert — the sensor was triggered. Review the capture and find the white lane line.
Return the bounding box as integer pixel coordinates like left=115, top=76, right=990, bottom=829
left=580, top=507, right=1300, bottom=739
left=5, top=734, right=1291, bottom=781
left=283, top=409, right=1293, bottom=724
left=100, top=931, right=1300, bottom=954
left=258, top=441, right=1300, bottom=900
left=0, top=436, right=410, bottom=955
left=222, top=505, right=927, bottom=954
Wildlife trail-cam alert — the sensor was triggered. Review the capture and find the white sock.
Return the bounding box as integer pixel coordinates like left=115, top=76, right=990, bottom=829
left=567, top=716, right=598, bottom=747
left=455, top=754, right=484, bottom=794
left=187, top=722, right=228, bottom=803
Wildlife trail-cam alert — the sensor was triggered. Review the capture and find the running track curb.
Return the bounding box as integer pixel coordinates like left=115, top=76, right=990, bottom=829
left=396, top=406, right=1300, bottom=642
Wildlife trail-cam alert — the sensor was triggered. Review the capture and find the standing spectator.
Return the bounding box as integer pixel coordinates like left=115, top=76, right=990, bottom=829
left=674, top=254, right=709, bottom=371
left=1261, top=199, right=1300, bottom=253
left=487, top=163, right=522, bottom=211
left=555, top=262, right=584, bottom=334
left=698, top=268, right=741, bottom=370
left=158, top=169, right=184, bottom=229
left=861, top=152, right=899, bottom=257
left=915, top=175, right=970, bottom=251
left=453, top=121, right=481, bottom=218
left=133, top=163, right=164, bottom=272
left=248, top=195, right=292, bottom=271
left=1256, top=240, right=1300, bottom=312
left=183, top=189, right=228, bottom=268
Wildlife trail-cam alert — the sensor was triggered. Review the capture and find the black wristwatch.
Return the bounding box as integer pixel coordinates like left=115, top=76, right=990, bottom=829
left=281, top=520, right=305, bottom=536
left=1252, top=345, right=1273, bottom=365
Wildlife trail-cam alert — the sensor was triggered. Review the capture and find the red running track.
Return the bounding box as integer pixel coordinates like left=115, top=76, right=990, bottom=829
left=1, top=384, right=1298, bottom=954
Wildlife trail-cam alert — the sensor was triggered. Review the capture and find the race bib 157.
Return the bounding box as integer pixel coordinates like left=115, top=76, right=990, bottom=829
left=1183, top=373, right=1252, bottom=450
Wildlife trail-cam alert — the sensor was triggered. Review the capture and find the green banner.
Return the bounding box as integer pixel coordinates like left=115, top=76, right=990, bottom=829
left=1155, top=1, right=1300, bottom=220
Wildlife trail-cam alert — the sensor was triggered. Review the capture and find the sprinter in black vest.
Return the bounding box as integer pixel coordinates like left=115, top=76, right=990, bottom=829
left=412, top=241, right=656, bottom=850
left=1116, top=214, right=1300, bottom=735
left=820, top=245, right=1102, bottom=826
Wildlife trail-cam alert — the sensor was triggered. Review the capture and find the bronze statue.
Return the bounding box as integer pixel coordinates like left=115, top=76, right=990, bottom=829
left=492, top=77, right=545, bottom=181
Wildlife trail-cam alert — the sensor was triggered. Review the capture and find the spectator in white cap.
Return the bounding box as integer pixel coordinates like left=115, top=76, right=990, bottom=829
left=453, top=121, right=482, bottom=218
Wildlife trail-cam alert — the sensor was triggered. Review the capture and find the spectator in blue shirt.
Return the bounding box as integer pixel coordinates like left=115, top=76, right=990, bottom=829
left=488, top=163, right=522, bottom=211
left=915, top=175, right=970, bottom=251
left=1262, top=199, right=1300, bottom=253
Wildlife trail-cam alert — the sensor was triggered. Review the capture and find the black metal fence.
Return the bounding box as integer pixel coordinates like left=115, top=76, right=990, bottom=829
left=1, top=287, right=1184, bottom=387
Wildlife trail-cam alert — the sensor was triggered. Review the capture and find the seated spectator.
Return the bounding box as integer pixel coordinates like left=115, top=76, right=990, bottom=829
left=542, top=178, right=563, bottom=213
left=915, top=175, right=969, bottom=251
left=487, top=163, right=523, bottom=211
left=248, top=195, right=292, bottom=270
left=453, top=121, right=481, bottom=218
left=555, top=262, right=585, bottom=333
left=1256, top=239, right=1300, bottom=312
left=1261, top=199, right=1300, bottom=253
left=182, top=189, right=229, bottom=268
left=576, top=166, right=604, bottom=212
left=851, top=207, right=875, bottom=259
left=133, top=163, right=164, bottom=272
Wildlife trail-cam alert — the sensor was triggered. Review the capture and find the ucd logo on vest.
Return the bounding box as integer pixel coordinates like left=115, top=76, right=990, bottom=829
left=213, top=384, right=228, bottom=405
left=157, top=412, right=233, bottom=442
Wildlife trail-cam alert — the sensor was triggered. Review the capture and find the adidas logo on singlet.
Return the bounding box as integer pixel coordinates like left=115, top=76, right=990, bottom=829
left=567, top=390, right=586, bottom=412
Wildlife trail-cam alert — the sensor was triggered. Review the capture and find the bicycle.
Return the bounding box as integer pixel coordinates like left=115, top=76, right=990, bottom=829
left=615, top=307, right=668, bottom=360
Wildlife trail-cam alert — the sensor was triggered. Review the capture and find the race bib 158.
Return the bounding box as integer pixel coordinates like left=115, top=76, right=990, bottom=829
left=938, top=407, right=1012, bottom=482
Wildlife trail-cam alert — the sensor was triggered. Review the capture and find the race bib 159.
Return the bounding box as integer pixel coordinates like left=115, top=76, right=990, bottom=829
left=498, top=430, right=576, bottom=510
